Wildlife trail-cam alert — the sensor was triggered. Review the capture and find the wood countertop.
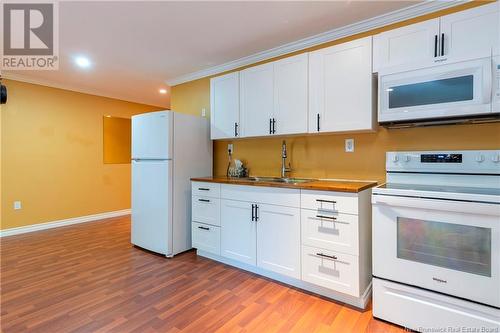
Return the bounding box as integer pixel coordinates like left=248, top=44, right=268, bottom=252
left=191, top=176, right=377, bottom=193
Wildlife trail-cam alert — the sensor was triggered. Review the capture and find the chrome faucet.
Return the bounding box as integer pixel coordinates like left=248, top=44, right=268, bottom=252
left=281, top=140, right=292, bottom=178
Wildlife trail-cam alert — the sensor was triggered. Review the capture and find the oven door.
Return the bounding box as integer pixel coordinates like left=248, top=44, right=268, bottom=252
left=378, top=57, right=493, bottom=123
left=372, top=194, right=500, bottom=307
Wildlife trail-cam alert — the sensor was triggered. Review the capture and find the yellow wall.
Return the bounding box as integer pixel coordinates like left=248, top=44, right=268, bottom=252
left=171, top=78, right=210, bottom=117
left=103, top=116, right=132, bottom=164
left=1, top=79, right=161, bottom=230
left=171, top=1, right=500, bottom=182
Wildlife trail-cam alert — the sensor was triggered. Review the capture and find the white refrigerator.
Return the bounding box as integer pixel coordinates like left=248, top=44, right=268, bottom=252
left=131, top=111, right=212, bottom=257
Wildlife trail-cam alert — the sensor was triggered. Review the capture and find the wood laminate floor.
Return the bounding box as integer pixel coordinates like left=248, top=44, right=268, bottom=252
left=0, top=216, right=405, bottom=333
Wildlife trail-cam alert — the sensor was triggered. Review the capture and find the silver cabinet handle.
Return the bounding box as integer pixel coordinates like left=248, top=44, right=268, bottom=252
left=316, top=253, right=338, bottom=260
left=316, top=215, right=336, bottom=220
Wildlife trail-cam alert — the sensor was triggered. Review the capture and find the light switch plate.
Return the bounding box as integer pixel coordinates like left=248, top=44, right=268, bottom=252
left=14, top=201, right=22, bottom=210
left=345, top=139, right=354, bottom=153
left=201, top=108, right=206, bottom=117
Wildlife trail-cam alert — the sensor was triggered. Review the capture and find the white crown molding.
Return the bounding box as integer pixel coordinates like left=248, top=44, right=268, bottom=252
left=1, top=72, right=166, bottom=108
left=167, top=0, right=469, bottom=86
left=0, top=209, right=131, bottom=237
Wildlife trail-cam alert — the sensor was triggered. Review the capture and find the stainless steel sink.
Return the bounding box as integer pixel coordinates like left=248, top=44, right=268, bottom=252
left=243, top=177, right=315, bottom=184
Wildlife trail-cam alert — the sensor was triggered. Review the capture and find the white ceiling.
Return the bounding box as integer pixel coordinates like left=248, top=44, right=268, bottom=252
left=3, top=0, right=446, bottom=108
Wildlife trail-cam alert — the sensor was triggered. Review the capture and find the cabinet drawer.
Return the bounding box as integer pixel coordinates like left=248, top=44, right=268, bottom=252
left=301, top=245, right=359, bottom=297
left=301, top=210, right=359, bottom=255
left=221, top=184, right=300, bottom=207
left=192, top=196, right=220, bottom=226
left=301, top=190, right=358, bottom=215
left=192, top=182, right=220, bottom=198
left=192, top=222, right=220, bottom=255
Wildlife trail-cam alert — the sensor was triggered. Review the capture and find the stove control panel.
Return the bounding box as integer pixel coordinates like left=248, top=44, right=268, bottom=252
left=420, top=154, right=462, bottom=163
left=387, top=150, right=500, bottom=174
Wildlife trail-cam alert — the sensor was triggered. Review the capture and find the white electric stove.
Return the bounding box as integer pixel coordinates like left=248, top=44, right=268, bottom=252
left=372, top=150, right=500, bottom=331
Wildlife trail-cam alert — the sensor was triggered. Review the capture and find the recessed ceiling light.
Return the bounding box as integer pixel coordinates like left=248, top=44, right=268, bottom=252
left=159, top=88, right=167, bottom=94
left=75, top=56, right=91, bottom=68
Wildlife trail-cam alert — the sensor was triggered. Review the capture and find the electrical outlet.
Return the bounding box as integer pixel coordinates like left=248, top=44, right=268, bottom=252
left=13, top=201, right=22, bottom=210
left=228, top=144, right=233, bottom=155
left=345, top=139, right=354, bottom=153
left=201, top=108, right=206, bottom=117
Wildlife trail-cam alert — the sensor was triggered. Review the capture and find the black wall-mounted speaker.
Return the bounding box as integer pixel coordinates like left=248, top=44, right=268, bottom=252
left=0, top=84, right=6, bottom=104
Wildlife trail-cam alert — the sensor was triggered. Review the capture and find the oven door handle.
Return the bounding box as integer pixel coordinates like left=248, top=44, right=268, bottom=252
left=372, top=194, right=500, bottom=217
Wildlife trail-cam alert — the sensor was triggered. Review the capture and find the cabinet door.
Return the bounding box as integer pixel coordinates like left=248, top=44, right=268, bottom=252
left=256, top=204, right=301, bottom=279
left=273, top=54, right=308, bottom=135
left=440, top=3, right=499, bottom=62
left=220, top=199, right=256, bottom=265
left=309, top=37, right=374, bottom=133
left=373, top=19, right=440, bottom=72
left=240, top=63, right=274, bottom=137
left=210, top=72, right=240, bottom=139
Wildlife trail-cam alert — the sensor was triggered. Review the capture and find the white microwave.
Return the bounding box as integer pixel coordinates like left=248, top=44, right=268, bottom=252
left=378, top=56, right=500, bottom=124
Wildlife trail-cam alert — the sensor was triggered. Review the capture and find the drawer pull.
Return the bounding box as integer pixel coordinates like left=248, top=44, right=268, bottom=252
left=316, top=253, right=338, bottom=260
left=198, top=226, right=210, bottom=231
left=316, top=215, right=336, bottom=220
left=198, top=188, right=210, bottom=191
left=198, top=198, right=210, bottom=202
left=316, top=199, right=336, bottom=204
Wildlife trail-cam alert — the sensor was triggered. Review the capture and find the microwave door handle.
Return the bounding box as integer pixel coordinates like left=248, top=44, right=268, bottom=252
left=482, top=59, right=493, bottom=104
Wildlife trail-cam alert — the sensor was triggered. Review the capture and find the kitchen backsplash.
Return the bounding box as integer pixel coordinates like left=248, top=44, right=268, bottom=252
left=213, top=123, right=500, bottom=183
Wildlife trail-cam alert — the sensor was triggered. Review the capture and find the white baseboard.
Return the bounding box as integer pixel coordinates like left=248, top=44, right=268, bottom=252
left=0, top=209, right=131, bottom=237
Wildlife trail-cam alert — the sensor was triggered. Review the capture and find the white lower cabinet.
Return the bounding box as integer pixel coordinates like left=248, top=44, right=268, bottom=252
left=220, top=199, right=256, bottom=265
left=191, top=181, right=372, bottom=308
left=257, top=204, right=301, bottom=279
left=192, top=222, right=220, bottom=255
left=301, top=245, right=359, bottom=297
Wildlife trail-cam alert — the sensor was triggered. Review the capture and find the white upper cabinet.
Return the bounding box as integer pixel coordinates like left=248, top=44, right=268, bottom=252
left=210, top=72, right=240, bottom=139
left=273, top=54, right=308, bottom=135
left=240, top=63, right=274, bottom=137
left=240, top=54, right=308, bottom=137
left=308, top=36, right=375, bottom=133
left=373, top=3, right=499, bottom=72
left=373, top=19, right=440, bottom=73
left=440, top=3, right=499, bottom=61
left=210, top=3, right=499, bottom=139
